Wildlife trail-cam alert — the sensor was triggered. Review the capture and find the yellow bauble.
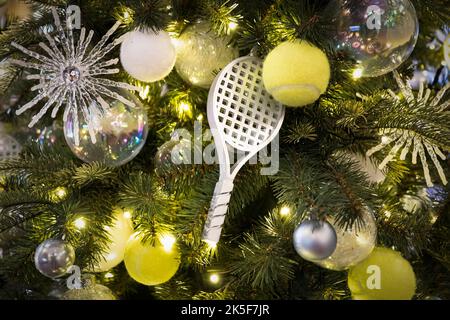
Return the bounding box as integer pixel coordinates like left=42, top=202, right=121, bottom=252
left=89, top=209, right=134, bottom=273
left=262, top=40, right=330, bottom=107
left=124, top=233, right=180, bottom=286
left=348, top=247, right=416, bottom=300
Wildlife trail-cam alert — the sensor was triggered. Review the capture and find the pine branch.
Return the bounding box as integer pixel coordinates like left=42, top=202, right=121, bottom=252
left=72, top=163, right=118, bottom=187
left=118, top=172, right=177, bottom=241
left=193, top=289, right=233, bottom=300
left=227, top=232, right=297, bottom=295
left=271, top=0, right=334, bottom=49
left=116, top=0, right=172, bottom=32
left=411, top=0, right=450, bottom=33
left=283, top=119, right=318, bottom=144
left=201, top=0, right=241, bottom=36
left=0, top=8, right=53, bottom=59
left=154, top=278, right=194, bottom=300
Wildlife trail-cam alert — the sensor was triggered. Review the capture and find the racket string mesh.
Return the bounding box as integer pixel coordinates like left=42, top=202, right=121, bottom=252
left=214, top=59, right=283, bottom=151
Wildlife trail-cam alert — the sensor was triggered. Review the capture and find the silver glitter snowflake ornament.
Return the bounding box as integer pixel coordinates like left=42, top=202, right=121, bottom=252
left=10, top=7, right=140, bottom=146
left=366, top=71, right=449, bottom=187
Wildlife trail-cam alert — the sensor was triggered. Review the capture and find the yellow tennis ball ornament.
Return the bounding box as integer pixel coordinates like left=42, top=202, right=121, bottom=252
left=348, top=247, right=416, bottom=300
left=124, top=232, right=181, bottom=286
left=262, top=40, right=330, bottom=107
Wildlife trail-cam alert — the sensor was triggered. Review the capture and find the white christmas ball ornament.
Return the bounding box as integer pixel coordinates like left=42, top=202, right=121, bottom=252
left=120, top=29, right=176, bottom=82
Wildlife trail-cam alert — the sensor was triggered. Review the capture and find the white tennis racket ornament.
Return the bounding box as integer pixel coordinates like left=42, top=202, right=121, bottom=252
left=202, top=56, right=285, bottom=244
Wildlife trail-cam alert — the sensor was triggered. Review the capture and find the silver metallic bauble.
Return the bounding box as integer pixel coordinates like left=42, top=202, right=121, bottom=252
left=330, top=0, right=419, bottom=77
left=154, top=139, right=192, bottom=174
left=175, top=22, right=239, bottom=88
left=314, top=207, right=377, bottom=270
left=34, top=239, right=75, bottom=278
left=293, top=220, right=337, bottom=261
left=64, top=93, right=148, bottom=167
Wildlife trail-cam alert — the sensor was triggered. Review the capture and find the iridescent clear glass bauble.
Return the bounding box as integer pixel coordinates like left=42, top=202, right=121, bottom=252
left=62, top=284, right=116, bottom=300
left=64, top=94, right=148, bottom=167
left=62, top=275, right=116, bottom=300
left=34, top=122, right=61, bottom=148
left=175, top=22, right=239, bottom=88
left=314, top=207, right=377, bottom=271
left=330, top=0, right=419, bottom=77
left=154, top=139, right=193, bottom=175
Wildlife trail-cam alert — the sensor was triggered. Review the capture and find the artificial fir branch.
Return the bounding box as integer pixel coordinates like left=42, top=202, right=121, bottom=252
left=0, top=0, right=449, bottom=300
left=72, top=163, right=118, bottom=188
left=411, top=0, right=450, bottom=33
left=325, top=158, right=370, bottom=228
left=119, top=172, right=177, bottom=243
left=227, top=232, right=297, bottom=295
left=236, top=14, right=271, bottom=54
left=271, top=0, right=334, bottom=49
left=201, top=0, right=241, bottom=36
left=154, top=279, right=194, bottom=300
left=31, top=0, right=68, bottom=5
left=283, top=119, right=318, bottom=144
left=193, top=289, right=232, bottom=300
left=0, top=11, right=52, bottom=58
left=116, top=0, right=172, bottom=32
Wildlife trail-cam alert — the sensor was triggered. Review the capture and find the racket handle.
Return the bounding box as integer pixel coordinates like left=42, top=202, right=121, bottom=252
left=202, top=179, right=234, bottom=244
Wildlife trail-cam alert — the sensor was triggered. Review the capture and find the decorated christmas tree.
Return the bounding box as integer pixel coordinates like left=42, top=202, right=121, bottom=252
left=0, top=0, right=449, bottom=301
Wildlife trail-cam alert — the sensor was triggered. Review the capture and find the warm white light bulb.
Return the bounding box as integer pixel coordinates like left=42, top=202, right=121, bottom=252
left=204, top=239, right=217, bottom=250
left=280, top=206, right=291, bottom=216
left=74, top=217, right=86, bottom=230
left=123, top=210, right=132, bottom=219
left=171, top=38, right=183, bottom=49
left=228, top=22, right=238, bottom=30
left=209, top=273, right=220, bottom=284
left=52, top=187, right=68, bottom=200
left=180, top=102, right=191, bottom=112
left=352, top=68, right=363, bottom=79
left=160, top=234, right=177, bottom=252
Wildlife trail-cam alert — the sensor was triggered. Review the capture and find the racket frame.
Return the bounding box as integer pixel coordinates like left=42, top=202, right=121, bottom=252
left=202, top=56, right=285, bottom=244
